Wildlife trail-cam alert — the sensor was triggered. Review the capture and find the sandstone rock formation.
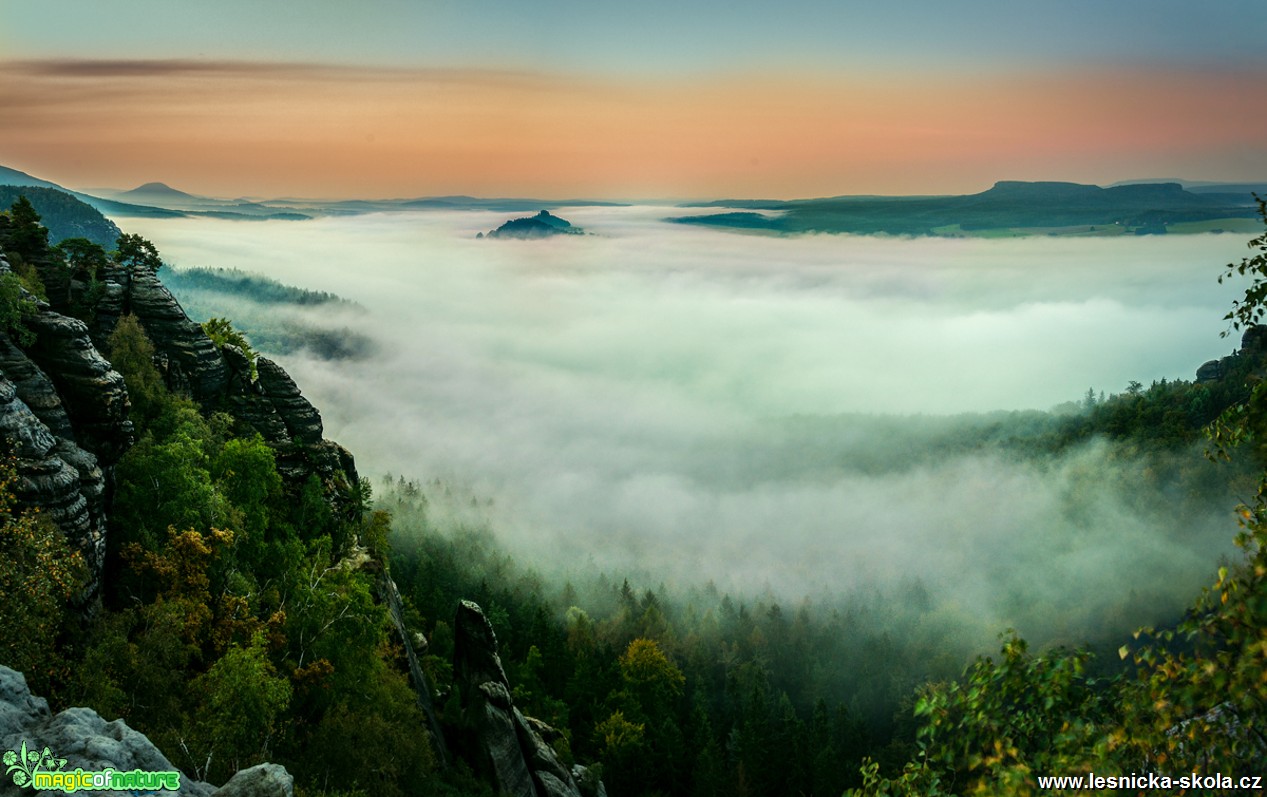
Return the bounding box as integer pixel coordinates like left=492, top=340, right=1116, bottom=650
left=0, top=666, right=292, bottom=797
left=378, top=572, right=449, bottom=766
left=0, top=259, right=115, bottom=596
left=451, top=600, right=602, bottom=797
left=1, top=246, right=362, bottom=597
left=1196, top=326, right=1267, bottom=383
left=94, top=261, right=227, bottom=402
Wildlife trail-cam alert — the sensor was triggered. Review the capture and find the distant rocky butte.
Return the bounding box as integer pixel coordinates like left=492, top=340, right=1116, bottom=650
left=483, top=210, right=584, bottom=239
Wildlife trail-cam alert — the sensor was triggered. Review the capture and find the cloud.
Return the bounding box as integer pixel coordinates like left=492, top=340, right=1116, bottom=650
left=2, top=59, right=1264, bottom=198
left=122, top=209, right=1250, bottom=650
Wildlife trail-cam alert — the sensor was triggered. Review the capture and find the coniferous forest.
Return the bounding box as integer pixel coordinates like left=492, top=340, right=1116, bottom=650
left=2, top=192, right=1267, bottom=796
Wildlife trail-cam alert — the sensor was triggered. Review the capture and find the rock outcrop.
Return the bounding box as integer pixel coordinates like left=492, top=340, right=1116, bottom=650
left=21, top=311, right=132, bottom=464
left=451, top=601, right=602, bottom=797
left=1196, top=325, right=1267, bottom=384
left=1, top=246, right=362, bottom=596
left=92, top=262, right=360, bottom=516
left=378, top=573, right=449, bottom=766
left=486, top=210, right=584, bottom=239
left=0, top=666, right=292, bottom=797
left=94, top=261, right=227, bottom=403
left=0, top=374, right=107, bottom=589
left=0, top=260, right=115, bottom=596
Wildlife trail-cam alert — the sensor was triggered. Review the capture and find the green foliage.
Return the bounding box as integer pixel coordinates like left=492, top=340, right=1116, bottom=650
left=189, top=633, right=292, bottom=783
left=106, top=314, right=169, bottom=426
left=113, top=232, right=163, bottom=272
left=0, top=456, right=86, bottom=695
left=0, top=272, right=37, bottom=346
left=112, top=407, right=227, bottom=553
left=53, top=237, right=107, bottom=276
left=165, top=274, right=373, bottom=361
left=0, top=186, right=120, bottom=248
left=846, top=188, right=1267, bottom=797
left=6, top=254, right=47, bottom=302
left=164, top=267, right=354, bottom=307
left=4, top=196, right=51, bottom=263
left=52, top=237, right=108, bottom=321
left=202, top=316, right=258, bottom=377
left=1218, top=196, right=1267, bottom=336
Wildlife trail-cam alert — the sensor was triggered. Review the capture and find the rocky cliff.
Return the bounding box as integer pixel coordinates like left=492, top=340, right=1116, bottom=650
left=0, top=245, right=361, bottom=599
left=451, top=600, right=606, bottom=797
left=0, top=255, right=125, bottom=598
left=1, top=233, right=593, bottom=796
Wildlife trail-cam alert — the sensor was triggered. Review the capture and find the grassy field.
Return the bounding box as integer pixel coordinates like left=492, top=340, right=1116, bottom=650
left=1165, top=217, right=1263, bottom=235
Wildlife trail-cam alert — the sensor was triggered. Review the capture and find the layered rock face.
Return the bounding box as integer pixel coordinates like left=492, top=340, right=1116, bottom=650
left=91, top=261, right=360, bottom=514
left=0, top=666, right=292, bottom=797
left=0, top=260, right=121, bottom=597
left=452, top=601, right=606, bottom=797
left=94, top=261, right=226, bottom=402
left=1, top=247, right=359, bottom=598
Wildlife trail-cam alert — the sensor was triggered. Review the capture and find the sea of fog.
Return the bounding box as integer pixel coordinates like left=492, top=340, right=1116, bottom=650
left=122, top=207, right=1254, bottom=649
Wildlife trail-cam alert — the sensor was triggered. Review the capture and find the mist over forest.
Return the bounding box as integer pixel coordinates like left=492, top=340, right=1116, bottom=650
left=130, top=208, right=1255, bottom=659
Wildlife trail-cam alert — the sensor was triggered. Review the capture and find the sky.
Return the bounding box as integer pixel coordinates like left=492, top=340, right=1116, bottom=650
left=1, top=1, right=1265, bottom=198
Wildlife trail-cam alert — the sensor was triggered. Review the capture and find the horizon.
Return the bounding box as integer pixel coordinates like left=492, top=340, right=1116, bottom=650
left=2, top=2, right=1265, bottom=199
left=9, top=162, right=1267, bottom=207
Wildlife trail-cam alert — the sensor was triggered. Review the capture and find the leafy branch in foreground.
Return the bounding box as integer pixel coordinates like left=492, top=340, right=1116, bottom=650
left=850, top=199, right=1267, bottom=796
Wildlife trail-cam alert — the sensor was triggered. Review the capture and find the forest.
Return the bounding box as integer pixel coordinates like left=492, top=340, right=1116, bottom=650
left=1, top=193, right=1266, bottom=795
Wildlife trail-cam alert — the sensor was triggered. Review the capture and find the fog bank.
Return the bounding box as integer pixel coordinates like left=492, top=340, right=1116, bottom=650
left=124, top=209, right=1249, bottom=647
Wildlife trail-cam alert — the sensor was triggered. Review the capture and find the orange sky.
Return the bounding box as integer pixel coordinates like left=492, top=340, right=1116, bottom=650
left=1, top=59, right=1263, bottom=199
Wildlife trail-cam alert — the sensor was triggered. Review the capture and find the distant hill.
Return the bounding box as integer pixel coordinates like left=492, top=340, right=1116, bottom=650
left=672, top=180, right=1261, bottom=237
left=1111, top=178, right=1267, bottom=197
left=114, top=181, right=204, bottom=203
left=0, top=164, right=187, bottom=220
left=484, top=209, right=585, bottom=239
left=0, top=185, right=122, bottom=248
left=0, top=165, right=65, bottom=192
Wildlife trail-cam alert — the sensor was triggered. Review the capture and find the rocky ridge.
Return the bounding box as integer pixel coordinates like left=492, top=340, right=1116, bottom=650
left=2, top=233, right=595, bottom=795
left=0, top=246, right=361, bottom=600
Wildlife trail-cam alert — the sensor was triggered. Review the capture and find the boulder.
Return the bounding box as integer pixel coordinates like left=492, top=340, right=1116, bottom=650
left=0, top=666, right=294, bottom=797
left=212, top=764, right=293, bottom=797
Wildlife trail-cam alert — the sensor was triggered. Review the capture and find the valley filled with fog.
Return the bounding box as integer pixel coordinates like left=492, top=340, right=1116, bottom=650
left=125, top=207, right=1253, bottom=656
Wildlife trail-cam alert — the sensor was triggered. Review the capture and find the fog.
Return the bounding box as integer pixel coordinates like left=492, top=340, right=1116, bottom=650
left=126, top=208, right=1252, bottom=650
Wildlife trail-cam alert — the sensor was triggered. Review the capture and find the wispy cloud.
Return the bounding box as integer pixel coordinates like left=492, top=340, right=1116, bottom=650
left=1, top=58, right=1262, bottom=198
